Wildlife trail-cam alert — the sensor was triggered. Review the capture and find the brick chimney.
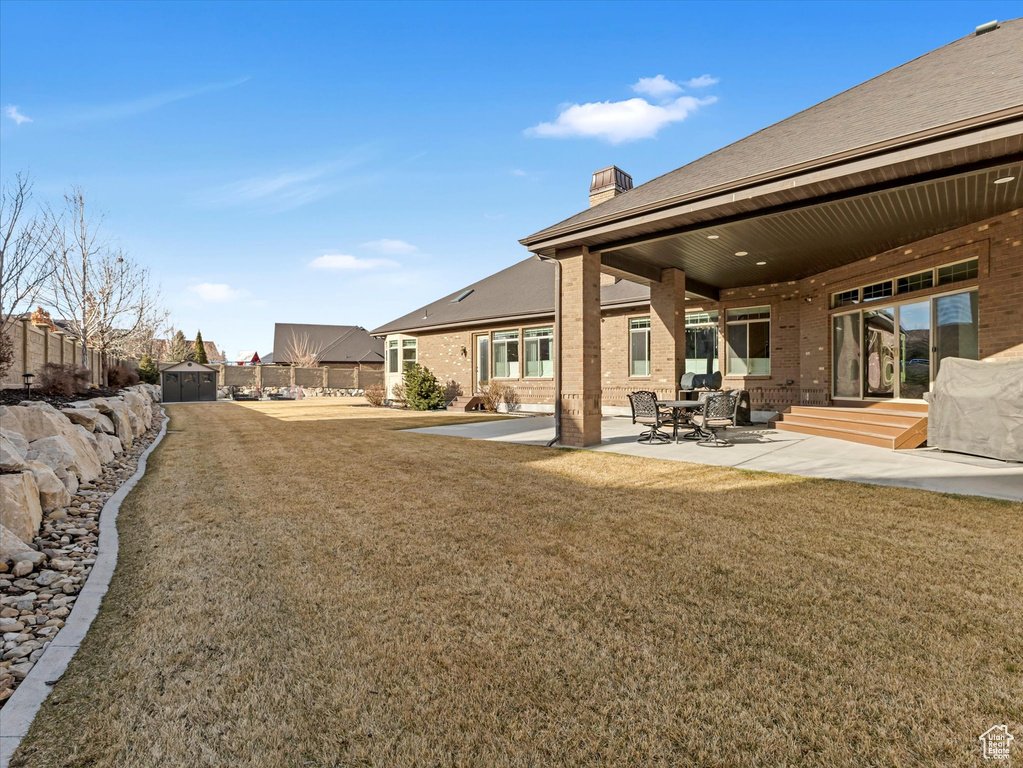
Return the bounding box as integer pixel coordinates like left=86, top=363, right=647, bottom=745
left=589, top=165, right=633, bottom=207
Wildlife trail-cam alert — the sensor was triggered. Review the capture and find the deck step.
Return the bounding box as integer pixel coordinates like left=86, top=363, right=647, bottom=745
left=773, top=404, right=928, bottom=450
left=446, top=395, right=483, bottom=412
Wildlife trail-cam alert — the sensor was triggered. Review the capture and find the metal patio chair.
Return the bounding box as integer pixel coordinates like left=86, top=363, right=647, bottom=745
left=628, top=390, right=672, bottom=445
left=691, top=390, right=740, bottom=447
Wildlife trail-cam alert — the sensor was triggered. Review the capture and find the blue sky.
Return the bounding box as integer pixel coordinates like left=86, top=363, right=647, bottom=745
left=2, top=0, right=1018, bottom=358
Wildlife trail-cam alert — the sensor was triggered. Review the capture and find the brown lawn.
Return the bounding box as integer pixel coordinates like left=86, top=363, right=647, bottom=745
left=11, top=400, right=1023, bottom=767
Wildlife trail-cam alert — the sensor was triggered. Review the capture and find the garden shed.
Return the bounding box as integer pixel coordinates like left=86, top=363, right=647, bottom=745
left=161, top=360, right=218, bottom=402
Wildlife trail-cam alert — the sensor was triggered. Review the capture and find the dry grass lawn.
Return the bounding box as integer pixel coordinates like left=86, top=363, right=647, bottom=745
left=11, top=401, right=1023, bottom=767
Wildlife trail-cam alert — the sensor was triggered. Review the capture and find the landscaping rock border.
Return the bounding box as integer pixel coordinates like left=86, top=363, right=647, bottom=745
left=0, top=408, right=167, bottom=768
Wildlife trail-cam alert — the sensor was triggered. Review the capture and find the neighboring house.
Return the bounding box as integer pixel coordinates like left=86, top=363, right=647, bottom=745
left=151, top=338, right=224, bottom=363
left=374, top=19, right=1023, bottom=448
left=237, top=350, right=261, bottom=365
left=271, top=323, right=384, bottom=369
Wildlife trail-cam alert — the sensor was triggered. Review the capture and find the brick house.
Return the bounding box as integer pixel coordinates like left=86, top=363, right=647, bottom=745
left=373, top=20, right=1023, bottom=447
left=271, top=323, right=384, bottom=371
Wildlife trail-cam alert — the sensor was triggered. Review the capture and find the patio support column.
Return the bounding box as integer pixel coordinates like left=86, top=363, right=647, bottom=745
left=650, top=267, right=686, bottom=398
left=556, top=246, right=602, bottom=447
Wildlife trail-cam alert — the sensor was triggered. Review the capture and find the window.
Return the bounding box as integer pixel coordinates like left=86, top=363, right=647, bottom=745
left=387, top=340, right=399, bottom=374
left=523, top=326, right=553, bottom=378
left=401, top=339, right=417, bottom=371
left=937, top=258, right=979, bottom=286
left=897, top=270, right=933, bottom=295
left=861, top=281, right=893, bottom=302
left=726, top=306, right=770, bottom=375
left=685, top=311, right=719, bottom=375
left=832, top=289, right=859, bottom=308
left=629, top=317, right=650, bottom=377
left=492, top=330, right=519, bottom=378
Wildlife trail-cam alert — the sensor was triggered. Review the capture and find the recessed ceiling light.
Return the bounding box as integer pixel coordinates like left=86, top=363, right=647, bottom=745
left=706, top=234, right=720, bottom=239
left=756, top=261, right=767, bottom=266
left=735, top=251, right=748, bottom=256
left=993, top=176, right=1015, bottom=184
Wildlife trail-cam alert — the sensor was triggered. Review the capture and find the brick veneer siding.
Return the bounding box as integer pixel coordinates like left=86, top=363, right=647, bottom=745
left=392, top=209, right=1022, bottom=413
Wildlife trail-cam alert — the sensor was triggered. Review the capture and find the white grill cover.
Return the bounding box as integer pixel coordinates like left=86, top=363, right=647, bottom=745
left=926, top=358, right=1023, bottom=461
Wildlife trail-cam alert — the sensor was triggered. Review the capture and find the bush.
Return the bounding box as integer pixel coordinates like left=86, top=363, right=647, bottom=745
left=478, top=380, right=508, bottom=413
left=107, top=364, right=140, bottom=388
left=402, top=363, right=445, bottom=411
left=364, top=384, right=386, bottom=407
left=36, top=362, right=91, bottom=396
left=390, top=382, right=407, bottom=408
left=137, top=354, right=159, bottom=384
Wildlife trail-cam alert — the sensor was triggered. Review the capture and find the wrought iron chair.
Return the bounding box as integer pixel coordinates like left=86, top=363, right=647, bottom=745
left=628, top=390, right=672, bottom=444
left=691, top=390, right=740, bottom=447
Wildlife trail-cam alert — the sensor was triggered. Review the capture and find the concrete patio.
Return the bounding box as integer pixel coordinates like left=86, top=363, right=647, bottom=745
left=408, top=416, right=1023, bottom=502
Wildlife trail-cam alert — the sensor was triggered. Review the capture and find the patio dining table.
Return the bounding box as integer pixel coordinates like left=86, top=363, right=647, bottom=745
left=659, top=399, right=705, bottom=443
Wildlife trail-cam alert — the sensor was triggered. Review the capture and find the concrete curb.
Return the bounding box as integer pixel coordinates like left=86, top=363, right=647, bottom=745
left=0, top=410, right=169, bottom=768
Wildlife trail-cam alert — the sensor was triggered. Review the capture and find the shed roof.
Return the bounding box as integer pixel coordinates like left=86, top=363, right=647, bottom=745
left=371, top=257, right=649, bottom=336
left=161, top=360, right=217, bottom=374
left=523, top=19, right=1023, bottom=246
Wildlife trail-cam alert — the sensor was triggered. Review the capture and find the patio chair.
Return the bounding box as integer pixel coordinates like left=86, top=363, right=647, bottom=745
left=690, top=390, right=740, bottom=447
left=628, top=390, right=672, bottom=445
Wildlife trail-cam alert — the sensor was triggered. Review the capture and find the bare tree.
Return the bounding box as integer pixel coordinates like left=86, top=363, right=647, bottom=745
left=48, top=186, right=105, bottom=366
left=48, top=187, right=166, bottom=379
left=284, top=331, right=320, bottom=367
left=0, top=172, right=58, bottom=374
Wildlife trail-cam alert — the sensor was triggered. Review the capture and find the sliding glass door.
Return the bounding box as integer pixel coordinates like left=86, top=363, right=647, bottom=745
left=831, top=289, right=978, bottom=401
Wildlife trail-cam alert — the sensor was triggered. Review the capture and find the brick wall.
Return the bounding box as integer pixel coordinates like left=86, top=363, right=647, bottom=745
left=391, top=209, right=1022, bottom=411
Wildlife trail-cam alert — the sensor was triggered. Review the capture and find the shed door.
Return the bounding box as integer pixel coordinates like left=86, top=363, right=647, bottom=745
left=181, top=372, right=199, bottom=401
left=163, top=372, right=181, bottom=403
left=199, top=372, right=217, bottom=401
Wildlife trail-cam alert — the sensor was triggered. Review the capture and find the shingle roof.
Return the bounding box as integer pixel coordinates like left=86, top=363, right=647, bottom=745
left=524, top=19, right=1023, bottom=244
left=151, top=338, right=224, bottom=362
left=272, top=323, right=384, bottom=364
left=371, top=257, right=650, bottom=335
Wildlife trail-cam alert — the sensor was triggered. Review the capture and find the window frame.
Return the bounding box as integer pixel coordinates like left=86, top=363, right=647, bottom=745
left=628, top=315, right=651, bottom=378
left=725, top=305, right=771, bottom=377
left=401, top=338, right=417, bottom=371
left=831, top=257, right=981, bottom=308
left=491, top=329, right=520, bottom=379
left=522, top=325, right=554, bottom=379
left=387, top=339, right=399, bottom=374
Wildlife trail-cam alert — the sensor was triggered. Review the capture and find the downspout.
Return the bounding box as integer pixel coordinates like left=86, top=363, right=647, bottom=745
left=536, top=254, right=561, bottom=447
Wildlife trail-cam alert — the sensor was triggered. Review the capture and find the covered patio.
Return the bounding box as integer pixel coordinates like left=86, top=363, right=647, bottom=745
left=520, top=21, right=1023, bottom=449
left=407, top=415, right=1023, bottom=502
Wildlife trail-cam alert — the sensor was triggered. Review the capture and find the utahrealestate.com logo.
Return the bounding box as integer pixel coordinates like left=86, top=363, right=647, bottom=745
left=979, top=725, right=1015, bottom=760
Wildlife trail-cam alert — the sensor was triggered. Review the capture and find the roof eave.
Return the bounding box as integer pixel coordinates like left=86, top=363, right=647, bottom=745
left=520, top=107, right=1023, bottom=252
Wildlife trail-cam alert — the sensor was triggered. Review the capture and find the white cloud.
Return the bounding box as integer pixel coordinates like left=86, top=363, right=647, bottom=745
left=632, top=75, right=682, bottom=99
left=510, top=169, right=528, bottom=177
left=189, top=282, right=249, bottom=302
left=309, top=254, right=398, bottom=270
left=684, top=74, right=719, bottom=88
left=527, top=95, right=716, bottom=144
left=76, top=77, right=249, bottom=122
left=361, top=238, right=418, bottom=255
left=5, top=105, right=32, bottom=125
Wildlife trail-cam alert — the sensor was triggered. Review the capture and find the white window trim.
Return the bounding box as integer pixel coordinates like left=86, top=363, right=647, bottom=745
left=492, top=330, right=520, bottom=379
left=522, top=325, right=554, bottom=380
left=629, top=315, right=651, bottom=379
left=725, top=306, right=771, bottom=377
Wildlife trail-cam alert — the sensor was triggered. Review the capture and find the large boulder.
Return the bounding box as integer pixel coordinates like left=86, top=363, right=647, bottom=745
left=78, top=399, right=133, bottom=449
left=0, top=525, right=44, bottom=566
left=1, top=428, right=30, bottom=459
left=27, top=433, right=101, bottom=484
left=97, top=432, right=123, bottom=457
left=2, top=402, right=103, bottom=481
left=61, top=407, right=101, bottom=431
left=94, top=413, right=116, bottom=435
left=0, top=431, right=28, bottom=472
left=122, top=389, right=152, bottom=431
left=78, top=425, right=115, bottom=465
left=0, top=472, right=43, bottom=544
left=22, top=460, right=72, bottom=512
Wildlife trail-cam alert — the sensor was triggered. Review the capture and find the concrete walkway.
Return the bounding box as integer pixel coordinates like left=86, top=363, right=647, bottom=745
left=408, top=416, right=1023, bottom=502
